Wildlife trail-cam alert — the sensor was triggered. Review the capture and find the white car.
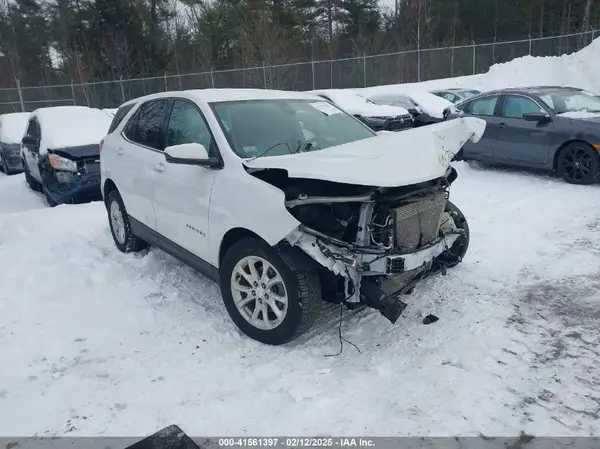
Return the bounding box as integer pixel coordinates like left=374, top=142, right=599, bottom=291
left=100, top=88, right=486, bottom=345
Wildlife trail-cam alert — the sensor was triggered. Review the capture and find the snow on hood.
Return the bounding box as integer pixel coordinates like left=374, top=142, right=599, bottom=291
left=309, top=89, right=410, bottom=117
left=354, top=87, right=453, bottom=119
left=558, top=110, right=600, bottom=120
left=0, top=112, right=30, bottom=144
left=32, top=106, right=112, bottom=155
left=243, top=117, right=486, bottom=187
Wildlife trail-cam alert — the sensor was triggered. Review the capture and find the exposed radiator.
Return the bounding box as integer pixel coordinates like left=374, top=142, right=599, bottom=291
left=394, top=193, right=446, bottom=253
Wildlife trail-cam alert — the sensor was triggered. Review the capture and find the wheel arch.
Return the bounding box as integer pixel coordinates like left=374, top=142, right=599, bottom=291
left=218, top=227, right=319, bottom=272
left=553, top=139, right=596, bottom=170
left=102, top=178, right=118, bottom=206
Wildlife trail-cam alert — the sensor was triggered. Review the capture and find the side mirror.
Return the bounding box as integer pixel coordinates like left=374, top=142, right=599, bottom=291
left=22, top=136, right=38, bottom=146
left=164, top=143, right=221, bottom=168
left=523, top=112, right=551, bottom=122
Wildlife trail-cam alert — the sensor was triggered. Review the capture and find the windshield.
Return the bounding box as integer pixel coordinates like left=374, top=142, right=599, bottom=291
left=538, top=90, right=600, bottom=113
left=210, top=99, right=375, bottom=159
left=460, top=90, right=480, bottom=100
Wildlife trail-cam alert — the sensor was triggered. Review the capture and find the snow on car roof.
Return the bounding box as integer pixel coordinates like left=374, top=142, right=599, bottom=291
left=31, top=106, right=112, bottom=154
left=0, top=112, right=30, bottom=144
left=127, top=88, right=322, bottom=106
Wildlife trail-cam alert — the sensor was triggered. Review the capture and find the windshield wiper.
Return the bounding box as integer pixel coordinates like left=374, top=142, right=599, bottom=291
left=247, top=142, right=292, bottom=162
left=291, top=141, right=316, bottom=154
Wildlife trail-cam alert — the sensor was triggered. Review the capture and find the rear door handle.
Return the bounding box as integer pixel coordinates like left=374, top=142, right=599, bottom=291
left=153, top=163, right=166, bottom=172
left=116, top=148, right=124, bottom=155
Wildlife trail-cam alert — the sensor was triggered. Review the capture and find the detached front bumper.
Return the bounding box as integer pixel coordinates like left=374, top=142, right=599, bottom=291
left=44, top=171, right=102, bottom=204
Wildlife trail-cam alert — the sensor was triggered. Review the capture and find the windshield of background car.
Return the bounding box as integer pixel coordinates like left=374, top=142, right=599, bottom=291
left=371, top=95, right=417, bottom=109
left=210, top=99, right=376, bottom=159
left=462, top=90, right=481, bottom=100
left=538, top=90, right=600, bottom=113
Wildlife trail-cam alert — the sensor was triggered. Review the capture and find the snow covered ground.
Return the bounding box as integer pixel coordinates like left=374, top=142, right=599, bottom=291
left=1, top=160, right=600, bottom=437
left=2, top=38, right=600, bottom=440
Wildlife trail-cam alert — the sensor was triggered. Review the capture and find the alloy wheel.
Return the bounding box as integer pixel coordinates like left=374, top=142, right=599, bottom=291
left=563, top=146, right=593, bottom=183
left=110, top=200, right=126, bottom=244
left=230, top=256, right=289, bottom=330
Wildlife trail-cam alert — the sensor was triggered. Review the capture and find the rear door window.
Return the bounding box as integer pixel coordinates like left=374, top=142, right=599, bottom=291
left=109, top=103, right=136, bottom=133
left=467, top=96, right=499, bottom=116
left=124, top=99, right=169, bottom=150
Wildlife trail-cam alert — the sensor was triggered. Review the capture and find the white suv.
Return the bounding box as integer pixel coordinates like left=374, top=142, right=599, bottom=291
left=100, top=89, right=486, bottom=345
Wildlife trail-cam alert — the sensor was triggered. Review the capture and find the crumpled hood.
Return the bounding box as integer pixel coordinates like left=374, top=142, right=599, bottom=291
left=243, top=117, right=487, bottom=187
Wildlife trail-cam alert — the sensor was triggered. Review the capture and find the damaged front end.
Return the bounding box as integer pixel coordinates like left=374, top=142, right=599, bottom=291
left=40, top=145, right=102, bottom=205
left=283, top=167, right=465, bottom=324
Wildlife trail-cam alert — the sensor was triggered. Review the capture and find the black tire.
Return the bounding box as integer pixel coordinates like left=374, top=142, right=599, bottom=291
left=23, top=161, right=42, bottom=192
left=43, top=185, right=58, bottom=207
left=556, top=142, right=600, bottom=185
left=1, top=156, right=12, bottom=175
left=106, top=189, right=148, bottom=253
left=220, top=238, right=321, bottom=345
left=436, top=201, right=470, bottom=268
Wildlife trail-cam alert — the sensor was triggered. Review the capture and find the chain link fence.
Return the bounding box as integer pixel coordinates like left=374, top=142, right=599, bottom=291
left=1, top=29, right=598, bottom=114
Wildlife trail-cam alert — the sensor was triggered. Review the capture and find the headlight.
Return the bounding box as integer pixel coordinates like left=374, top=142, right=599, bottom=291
left=48, top=154, right=78, bottom=172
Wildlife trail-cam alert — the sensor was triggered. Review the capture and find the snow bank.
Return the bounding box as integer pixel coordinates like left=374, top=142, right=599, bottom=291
left=354, top=37, right=600, bottom=98
left=32, top=106, right=112, bottom=155
left=0, top=112, right=30, bottom=144
left=309, top=89, right=410, bottom=117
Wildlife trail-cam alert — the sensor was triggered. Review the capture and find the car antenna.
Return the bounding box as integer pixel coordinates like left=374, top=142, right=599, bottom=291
left=247, top=141, right=292, bottom=162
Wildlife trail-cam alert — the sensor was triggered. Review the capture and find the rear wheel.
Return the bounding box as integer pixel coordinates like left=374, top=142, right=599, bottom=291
left=220, top=238, right=321, bottom=345
left=436, top=201, right=470, bottom=268
left=557, top=142, right=600, bottom=185
left=106, top=189, right=148, bottom=253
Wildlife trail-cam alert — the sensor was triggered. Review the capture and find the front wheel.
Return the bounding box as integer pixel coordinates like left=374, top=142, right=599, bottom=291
left=436, top=201, right=470, bottom=268
left=23, top=161, right=42, bottom=192
left=220, top=238, right=321, bottom=345
left=106, top=189, right=148, bottom=253
left=556, top=142, right=600, bottom=185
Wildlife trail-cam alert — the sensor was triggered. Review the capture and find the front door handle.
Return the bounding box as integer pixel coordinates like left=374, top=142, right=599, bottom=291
left=153, top=163, right=166, bottom=172
left=498, top=123, right=507, bottom=128
left=116, top=148, right=124, bottom=155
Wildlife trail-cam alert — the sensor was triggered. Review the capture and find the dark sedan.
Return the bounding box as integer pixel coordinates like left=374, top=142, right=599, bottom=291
left=448, top=86, right=600, bottom=184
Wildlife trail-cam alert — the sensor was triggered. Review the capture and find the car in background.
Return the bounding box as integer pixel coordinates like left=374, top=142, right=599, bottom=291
left=308, top=89, right=414, bottom=132
left=21, top=106, right=113, bottom=205
left=431, top=88, right=481, bottom=104
left=0, top=112, right=30, bottom=175
left=367, top=92, right=442, bottom=127
left=448, top=85, right=600, bottom=184
left=101, top=88, right=485, bottom=345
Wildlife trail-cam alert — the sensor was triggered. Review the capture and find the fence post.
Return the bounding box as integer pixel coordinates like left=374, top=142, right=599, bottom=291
left=210, top=68, right=215, bottom=88
left=14, top=78, right=25, bottom=112
left=164, top=72, right=168, bottom=91
left=262, top=63, right=267, bottom=89
left=417, top=47, right=421, bottom=82
left=529, top=34, right=532, bottom=55
left=70, top=79, right=76, bottom=105
left=450, top=46, right=454, bottom=78
left=363, top=53, right=367, bottom=87
left=472, top=40, right=476, bottom=74
left=311, top=60, right=316, bottom=90
left=119, top=76, right=125, bottom=104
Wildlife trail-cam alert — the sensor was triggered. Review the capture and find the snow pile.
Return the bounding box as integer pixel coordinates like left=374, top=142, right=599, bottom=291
left=0, top=112, right=30, bottom=144
left=357, top=87, right=453, bottom=118
left=31, top=106, right=112, bottom=155
left=2, top=164, right=600, bottom=437
left=309, top=89, right=410, bottom=117
left=355, top=37, right=600, bottom=97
